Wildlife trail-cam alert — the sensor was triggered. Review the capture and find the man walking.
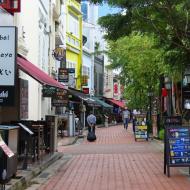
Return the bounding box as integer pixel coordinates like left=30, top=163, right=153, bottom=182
left=122, top=107, right=130, bottom=129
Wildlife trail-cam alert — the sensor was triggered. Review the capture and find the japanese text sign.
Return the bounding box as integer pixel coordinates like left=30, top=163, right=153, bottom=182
left=0, top=26, right=16, bottom=86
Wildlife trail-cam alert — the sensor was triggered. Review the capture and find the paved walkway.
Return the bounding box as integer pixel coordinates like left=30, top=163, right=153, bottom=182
left=29, top=125, right=190, bottom=190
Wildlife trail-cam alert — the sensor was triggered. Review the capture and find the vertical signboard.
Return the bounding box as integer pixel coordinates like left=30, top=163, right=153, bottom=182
left=0, top=26, right=16, bottom=106
left=164, top=125, right=190, bottom=177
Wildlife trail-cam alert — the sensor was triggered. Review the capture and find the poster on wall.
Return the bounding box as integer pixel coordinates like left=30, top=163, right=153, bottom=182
left=0, top=26, right=16, bottom=86
left=20, top=79, right=28, bottom=119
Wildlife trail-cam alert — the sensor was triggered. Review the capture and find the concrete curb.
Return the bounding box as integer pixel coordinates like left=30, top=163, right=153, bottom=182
left=6, top=153, right=63, bottom=190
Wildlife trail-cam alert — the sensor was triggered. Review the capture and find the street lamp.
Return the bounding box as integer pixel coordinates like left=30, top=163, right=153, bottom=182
left=147, top=90, right=153, bottom=133
left=164, top=77, right=172, bottom=116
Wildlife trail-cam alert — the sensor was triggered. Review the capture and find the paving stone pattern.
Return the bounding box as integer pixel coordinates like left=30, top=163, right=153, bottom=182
left=38, top=125, right=190, bottom=190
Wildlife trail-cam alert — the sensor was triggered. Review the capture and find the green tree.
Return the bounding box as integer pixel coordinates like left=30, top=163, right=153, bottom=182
left=107, top=33, right=167, bottom=109
left=91, top=0, right=190, bottom=67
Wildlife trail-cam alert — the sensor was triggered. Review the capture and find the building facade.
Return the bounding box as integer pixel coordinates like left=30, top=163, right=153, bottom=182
left=65, top=0, right=82, bottom=90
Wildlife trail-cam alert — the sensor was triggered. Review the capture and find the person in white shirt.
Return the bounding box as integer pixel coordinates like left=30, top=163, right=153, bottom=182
left=122, top=107, right=130, bottom=129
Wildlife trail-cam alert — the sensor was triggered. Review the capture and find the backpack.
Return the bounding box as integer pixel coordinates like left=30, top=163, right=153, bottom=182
left=87, top=131, right=96, bottom=141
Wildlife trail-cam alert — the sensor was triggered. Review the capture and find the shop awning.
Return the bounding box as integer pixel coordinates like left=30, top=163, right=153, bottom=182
left=91, top=97, right=113, bottom=109
left=17, top=57, right=65, bottom=89
left=68, top=88, right=100, bottom=107
left=107, top=98, right=125, bottom=108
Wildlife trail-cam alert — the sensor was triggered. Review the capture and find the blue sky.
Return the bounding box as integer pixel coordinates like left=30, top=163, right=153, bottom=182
left=99, top=3, right=121, bottom=17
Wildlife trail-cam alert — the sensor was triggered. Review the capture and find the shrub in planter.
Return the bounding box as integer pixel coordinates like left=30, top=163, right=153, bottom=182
left=158, top=129, right=165, bottom=140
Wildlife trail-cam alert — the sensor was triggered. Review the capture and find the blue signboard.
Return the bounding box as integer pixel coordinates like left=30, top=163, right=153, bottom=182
left=164, top=125, right=190, bottom=177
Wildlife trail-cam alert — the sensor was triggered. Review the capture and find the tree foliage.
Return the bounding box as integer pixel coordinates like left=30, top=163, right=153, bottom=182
left=91, top=0, right=190, bottom=67
left=107, top=33, right=167, bottom=109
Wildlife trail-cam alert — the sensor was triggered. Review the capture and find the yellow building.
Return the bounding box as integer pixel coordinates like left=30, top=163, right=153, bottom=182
left=66, top=0, right=82, bottom=90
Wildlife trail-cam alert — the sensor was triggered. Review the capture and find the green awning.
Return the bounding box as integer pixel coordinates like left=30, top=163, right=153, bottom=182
left=91, top=97, right=113, bottom=109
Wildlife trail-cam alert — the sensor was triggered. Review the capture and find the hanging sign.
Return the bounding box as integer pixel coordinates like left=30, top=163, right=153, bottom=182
left=58, top=68, right=69, bottom=83
left=0, top=0, right=21, bottom=13
left=0, top=26, right=16, bottom=86
left=52, top=47, right=66, bottom=61
left=52, top=89, right=68, bottom=107
left=42, top=86, right=56, bottom=97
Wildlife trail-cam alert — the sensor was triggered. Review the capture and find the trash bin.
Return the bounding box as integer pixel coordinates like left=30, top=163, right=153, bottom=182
left=0, top=125, right=19, bottom=182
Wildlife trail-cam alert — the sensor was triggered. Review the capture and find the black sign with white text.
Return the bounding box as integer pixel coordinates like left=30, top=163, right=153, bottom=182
left=0, top=86, right=15, bottom=106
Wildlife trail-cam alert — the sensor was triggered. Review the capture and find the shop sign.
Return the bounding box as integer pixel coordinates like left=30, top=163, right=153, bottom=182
left=0, top=0, right=21, bottom=13
left=68, top=68, right=75, bottom=88
left=42, top=86, right=56, bottom=97
left=0, top=26, right=16, bottom=86
left=58, top=68, right=68, bottom=83
left=164, top=126, right=190, bottom=177
left=0, top=135, right=14, bottom=158
left=0, top=86, right=14, bottom=106
left=52, top=89, right=68, bottom=107
left=52, top=47, right=66, bottom=61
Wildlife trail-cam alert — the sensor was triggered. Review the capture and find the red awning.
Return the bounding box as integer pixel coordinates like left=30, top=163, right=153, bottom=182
left=17, top=57, right=65, bottom=89
left=107, top=98, right=125, bottom=108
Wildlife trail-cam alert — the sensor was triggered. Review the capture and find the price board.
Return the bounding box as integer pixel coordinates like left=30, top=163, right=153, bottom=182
left=164, top=125, right=190, bottom=177
left=134, top=115, right=148, bottom=141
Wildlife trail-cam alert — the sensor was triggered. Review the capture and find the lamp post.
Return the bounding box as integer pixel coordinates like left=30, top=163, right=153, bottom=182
left=147, top=90, right=153, bottom=133
left=164, top=77, right=172, bottom=116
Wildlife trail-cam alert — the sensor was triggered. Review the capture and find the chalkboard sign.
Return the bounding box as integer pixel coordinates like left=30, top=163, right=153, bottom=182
left=134, top=115, right=148, bottom=141
left=164, top=125, right=190, bottom=177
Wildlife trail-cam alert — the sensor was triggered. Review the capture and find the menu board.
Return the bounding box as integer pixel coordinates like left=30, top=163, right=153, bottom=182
left=135, top=125, right=148, bottom=140
left=134, top=115, right=148, bottom=141
left=167, top=126, right=190, bottom=165
left=164, top=125, right=190, bottom=177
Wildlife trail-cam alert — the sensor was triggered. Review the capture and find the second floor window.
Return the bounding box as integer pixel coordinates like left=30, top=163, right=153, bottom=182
left=68, top=12, right=79, bottom=38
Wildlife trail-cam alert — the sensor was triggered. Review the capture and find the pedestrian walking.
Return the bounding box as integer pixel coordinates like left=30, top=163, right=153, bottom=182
left=122, top=107, right=130, bottom=129
left=87, top=112, right=96, bottom=141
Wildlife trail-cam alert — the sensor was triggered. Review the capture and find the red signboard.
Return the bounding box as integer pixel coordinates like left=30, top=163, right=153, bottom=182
left=0, top=0, right=21, bottom=13
left=83, top=87, right=89, bottom=94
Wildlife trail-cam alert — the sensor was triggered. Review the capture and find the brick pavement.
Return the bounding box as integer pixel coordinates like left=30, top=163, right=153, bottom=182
left=33, top=125, right=190, bottom=190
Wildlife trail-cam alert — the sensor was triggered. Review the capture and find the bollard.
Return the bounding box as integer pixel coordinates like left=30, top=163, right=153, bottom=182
left=104, top=115, right=108, bottom=128
left=1, top=169, right=7, bottom=190
left=68, top=111, right=75, bottom=136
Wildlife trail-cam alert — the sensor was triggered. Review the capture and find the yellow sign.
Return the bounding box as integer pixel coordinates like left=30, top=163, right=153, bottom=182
left=137, top=125, right=147, bottom=130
